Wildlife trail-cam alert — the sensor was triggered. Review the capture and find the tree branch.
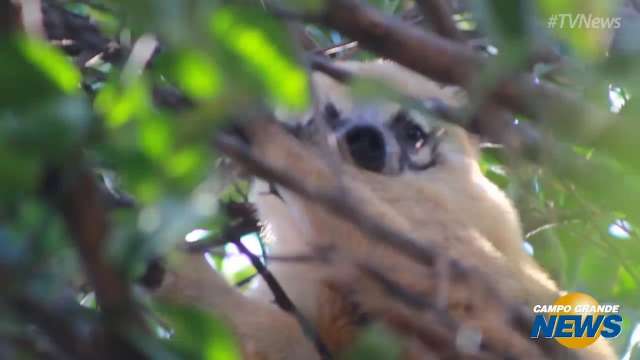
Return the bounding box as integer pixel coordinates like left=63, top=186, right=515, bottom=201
left=316, top=0, right=614, bottom=141
left=212, top=122, right=573, bottom=359
left=41, top=164, right=146, bottom=357
left=309, top=55, right=354, bottom=82
left=415, top=0, right=464, bottom=42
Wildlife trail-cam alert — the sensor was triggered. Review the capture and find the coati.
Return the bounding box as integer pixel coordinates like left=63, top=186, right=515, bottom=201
left=154, top=61, right=616, bottom=359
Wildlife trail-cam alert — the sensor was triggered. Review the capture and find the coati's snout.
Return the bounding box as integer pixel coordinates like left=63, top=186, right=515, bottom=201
left=322, top=102, right=443, bottom=175
left=343, top=125, right=387, bottom=172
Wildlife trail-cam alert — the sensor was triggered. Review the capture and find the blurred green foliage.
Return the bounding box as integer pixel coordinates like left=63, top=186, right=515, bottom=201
left=156, top=304, right=241, bottom=360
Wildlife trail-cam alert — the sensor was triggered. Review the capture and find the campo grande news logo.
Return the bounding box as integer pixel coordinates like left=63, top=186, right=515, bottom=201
left=530, top=292, right=622, bottom=348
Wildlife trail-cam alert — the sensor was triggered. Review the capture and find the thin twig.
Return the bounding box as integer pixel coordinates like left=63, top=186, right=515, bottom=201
left=202, top=201, right=333, bottom=360
left=232, top=239, right=333, bottom=360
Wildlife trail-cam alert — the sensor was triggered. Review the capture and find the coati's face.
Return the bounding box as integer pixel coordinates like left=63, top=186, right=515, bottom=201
left=313, top=101, right=470, bottom=176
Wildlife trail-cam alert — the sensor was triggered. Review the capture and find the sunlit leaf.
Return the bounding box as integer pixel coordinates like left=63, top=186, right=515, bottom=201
left=156, top=303, right=241, bottom=360
left=18, top=37, right=81, bottom=94
left=139, top=114, right=174, bottom=160
left=210, top=6, right=309, bottom=109
left=175, top=50, right=222, bottom=99
left=0, top=39, right=66, bottom=107
left=95, top=80, right=151, bottom=128
left=135, top=180, right=162, bottom=203
left=229, top=265, right=256, bottom=285
left=165, top=146, right=206, bottom=179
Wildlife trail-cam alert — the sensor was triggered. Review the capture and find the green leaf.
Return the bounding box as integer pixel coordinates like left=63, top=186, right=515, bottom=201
left=549, top=145, right=640, bottom=226
left=343, top=324, right=402, bottom=360
left=18, top=37, right=81, bottom=94
left=174, top=50, right=222, bottom=100
left=165, top=146, right=207, bottom=179
left=87, top=7, right=120, bottom=37
left=0, top=144, right=41, bottom=198
left=488, top=0, right=530, bottom=41
left=95, top=79, right=151, bottom=128
left=0, top=95, right=91, bottom=199
left=228, top=264, right=256, bottom=285
left=280, top=0, right=325, bottom=12
left=139, top=114, right=174, bottom=160
left=574, top=249, right=618, bottom=298
left=613, top=266, right=640, bottom=306
left=0, top=38, right=69, bottom=108
left=210, top=5, right=309, bottom=110
left=156, top=303, right=241, bottom=360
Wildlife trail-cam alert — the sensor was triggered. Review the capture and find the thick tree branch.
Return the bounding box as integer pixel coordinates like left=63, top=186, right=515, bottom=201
left=317, top=0, right=614, bottom=141
left=42, top=165, right=146, bottom=358
left=309, top=55, right=354, bottom=82
left=43, top=0, right=111, bottom=60
left=415, top=0, right=464, bottom=42
left=213, top=122, right=573, bottom=359
left=46, top=168, right=131, bottom=315
left=321, top=0, right=477, bottom=85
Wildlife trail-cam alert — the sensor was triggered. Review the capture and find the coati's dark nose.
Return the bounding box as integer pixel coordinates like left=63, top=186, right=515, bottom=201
left=345, top=125, right=386, bottom=172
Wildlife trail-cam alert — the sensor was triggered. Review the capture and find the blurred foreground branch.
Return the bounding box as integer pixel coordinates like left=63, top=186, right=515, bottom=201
left=213, top=119, right=575, bottom=359
left=313, top=0, right=614, bottom=141
left=42, top=164, right=146, bottom=358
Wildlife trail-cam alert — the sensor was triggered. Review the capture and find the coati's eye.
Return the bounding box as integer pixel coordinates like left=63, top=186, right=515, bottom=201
left=390, top=109, right=441, bottom=171
left=404, top=123, right=427, bottom=149
left=391, top=110, right=427, bottom=150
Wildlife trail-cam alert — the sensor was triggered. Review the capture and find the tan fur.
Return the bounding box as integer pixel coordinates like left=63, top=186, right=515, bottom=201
left=156, top=61, right=616, bottom=359
left=155, top=252, right=319, bottom=360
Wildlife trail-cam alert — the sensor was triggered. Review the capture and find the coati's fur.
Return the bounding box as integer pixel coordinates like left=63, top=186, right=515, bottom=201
left=154, top=61, right=616, bottom=360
